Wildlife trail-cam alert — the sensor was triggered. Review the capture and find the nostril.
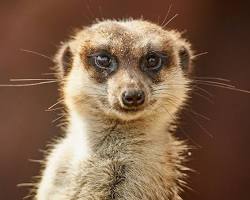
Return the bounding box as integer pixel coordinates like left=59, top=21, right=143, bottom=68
left=136, top=91, right=145, bottom=104
left=122, top=90, right=145, bottom=107
left=126, top=97, right=134, bottom=103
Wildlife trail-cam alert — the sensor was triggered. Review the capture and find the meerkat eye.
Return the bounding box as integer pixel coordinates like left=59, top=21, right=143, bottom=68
left=95, top=54, right=111, bottom=68
left=88, top=52, right=118, bottom=73
left=141, top=52, right=165, bottom=72
left=147, top=54, right=160, bottom=68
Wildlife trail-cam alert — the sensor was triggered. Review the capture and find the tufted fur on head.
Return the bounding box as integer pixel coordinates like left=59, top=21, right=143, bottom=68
left=36, top=19, right=194, bottom=200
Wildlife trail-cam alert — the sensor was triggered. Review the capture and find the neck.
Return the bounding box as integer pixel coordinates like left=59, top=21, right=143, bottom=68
left=68, top=110, right=177, bottom=157
left=67, top=111, right=188, bottom=199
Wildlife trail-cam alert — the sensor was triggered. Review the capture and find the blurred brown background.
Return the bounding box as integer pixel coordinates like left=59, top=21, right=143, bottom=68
left=0, top=0, right=250, bottom=199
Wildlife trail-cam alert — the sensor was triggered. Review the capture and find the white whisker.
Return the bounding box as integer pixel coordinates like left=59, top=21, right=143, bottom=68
left=195, top=82, right=250, bottom=94
left=193, top=76, right=231, bottom=82
left=193, top=91, right=214, bottom=104
left=52, top=115, right=65, bottom=123
left=45, top=107, right=64, bottom=112
left=162, top=14, right=179, bottom=28
left=17, top=183, right=36, bottom=187
left=190, top=109, right=210, bottom=121
left=10, top=78, right=57, bottom=82
left=20, top=49, right=53, bottom=62
left=191, top=52, right=208, bottom=59
left=47, top=99, right=64, bottom=110
left=193, top=86, right=214, bottom=97
left=0, top=80, right=57, bottom=87
left=194, top=80, right=235, bottom=88
left=161, top=4, right=172, bottom=26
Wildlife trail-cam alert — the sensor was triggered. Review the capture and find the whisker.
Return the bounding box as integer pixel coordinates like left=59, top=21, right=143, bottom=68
left=20, top=49, right=68, bottom=72
left=154, top=83, right=187, bottom=86
left=23, top=194, right=34, bottom=200
left=10, top=78, right=57, bottom=82
left=161, top=4, right=172, bottom=26
left=56, top=122, right=68, bottom=128
left=162, top=103, right=202, bottom=148
left=152, top=91, right=183, bottom=100
left=85, top=0, right=96, bottom=19
left=52, top=115, right=65, bottom=123
left=87, top=93, right=107, bottom=97
left=20, top=49, right=53, bottom=62
left=191, top=52, right=208, bottom=59
left=17, top=183, right=36, bottom=187
left=193, top=80, right=235, bottom=88
left=188, top=113, right=213, bottom=138
left=165, top=99, right=213, bottom=138
left=162, top=13, right=179, bottom=28
left=47, top=99, right=64, bottom=110
left=192, top=91, right=214, bottom=104
left=28, top=159, right=45, bottom=164
left=193, top=86, right=214, bottom=97
left=85, top=85, right=107, bottom=94
left=0, top=80, right=57, bottom=87
left=190, top=109, right=210, bottom=121
left=42, top=72, right=58, bottom=76
left=194, top=82, right=250, bottom=94
left=153, top=91, right=211, bottom=123
left=192, top=76, right=231, bottom=82
left=45, top=107, right=64, bottom=112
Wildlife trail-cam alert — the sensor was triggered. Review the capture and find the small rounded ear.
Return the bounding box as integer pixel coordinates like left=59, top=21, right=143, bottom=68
left=54, top=43, right=73, bottom=78
left=179, top=46, right=191, bottom=72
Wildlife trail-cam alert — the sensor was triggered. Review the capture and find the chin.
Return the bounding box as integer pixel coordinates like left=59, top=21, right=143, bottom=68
left=110, top=103, right=158, bottom=121
left=114, top=108, right=146, bottom=121
left=97, top=100, right=158, bottom=121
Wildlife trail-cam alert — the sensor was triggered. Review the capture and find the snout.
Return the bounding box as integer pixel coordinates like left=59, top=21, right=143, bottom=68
left=121, top=89, right=145, bottom=108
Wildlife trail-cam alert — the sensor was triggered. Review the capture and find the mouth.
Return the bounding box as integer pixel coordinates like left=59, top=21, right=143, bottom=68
left=114, top=104, right=145, bottom=114
left=99, top=97, right=157, bottom=118
left=113, top=99, right=157, bottom=115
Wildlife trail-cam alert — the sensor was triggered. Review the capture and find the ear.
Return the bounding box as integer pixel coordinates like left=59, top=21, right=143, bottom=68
left=178, top=42, right=192, bottom=73
left=54, top=42, right=73, bottom=78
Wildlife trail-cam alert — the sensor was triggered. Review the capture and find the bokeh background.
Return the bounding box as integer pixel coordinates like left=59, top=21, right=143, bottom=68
left=1, top=0, right=250, bottom=199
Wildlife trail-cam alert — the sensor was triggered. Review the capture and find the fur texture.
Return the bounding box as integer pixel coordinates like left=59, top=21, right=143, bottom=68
left=35, top=19, right=193, bottom=200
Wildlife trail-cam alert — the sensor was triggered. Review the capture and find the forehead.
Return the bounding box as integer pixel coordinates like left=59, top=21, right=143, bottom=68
left=76, top=20, right=174, bottom=54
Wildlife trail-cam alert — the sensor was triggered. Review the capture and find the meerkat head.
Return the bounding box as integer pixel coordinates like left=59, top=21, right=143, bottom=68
left=55, top=19, right=193, bottom=121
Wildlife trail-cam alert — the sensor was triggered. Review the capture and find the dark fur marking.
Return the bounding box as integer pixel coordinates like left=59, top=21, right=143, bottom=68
left=179, top=47, right=190, bottom=71
left=91, top=122, right=147, bottom=160
left=61, top=46, right=73, bottom=76
left=108, top=163, right=126, bottom=200
left=80, top=46, right=114, bottom=83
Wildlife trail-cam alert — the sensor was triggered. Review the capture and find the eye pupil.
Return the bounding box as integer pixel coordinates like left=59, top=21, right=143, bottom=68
left=145, top=53, right=161, bottom=69
left=140, top=52, right=166, bottom=73
left=96, top=55, right=111, bottom=68
left=147, top=56, right=158, bottom=67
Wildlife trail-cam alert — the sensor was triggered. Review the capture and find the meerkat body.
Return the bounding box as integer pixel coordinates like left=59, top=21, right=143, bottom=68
left=36, top=19, right=193, bottom=200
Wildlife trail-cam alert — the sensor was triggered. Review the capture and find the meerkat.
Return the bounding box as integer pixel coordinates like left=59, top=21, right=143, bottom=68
left=35, top=19, right=194, bottom=200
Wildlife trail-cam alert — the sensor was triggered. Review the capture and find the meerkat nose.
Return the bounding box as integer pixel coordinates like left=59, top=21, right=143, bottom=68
left=122, top=90, right=145, bottom=107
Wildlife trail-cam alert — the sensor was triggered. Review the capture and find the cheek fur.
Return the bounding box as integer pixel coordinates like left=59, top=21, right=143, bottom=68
left=152, top=70, right=191, bottom=113
left=64, top=65, right=109, bottom=111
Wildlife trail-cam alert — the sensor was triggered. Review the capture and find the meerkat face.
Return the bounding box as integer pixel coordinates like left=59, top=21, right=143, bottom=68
left=55, top=20, right=193, bottom=121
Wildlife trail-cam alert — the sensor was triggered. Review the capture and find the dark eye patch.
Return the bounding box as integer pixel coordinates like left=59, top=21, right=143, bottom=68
left=140, top=51, right=168, bottom=72
left=140, top=51, right=169, bottom=82
left=88, top=51, right=118, bottom=75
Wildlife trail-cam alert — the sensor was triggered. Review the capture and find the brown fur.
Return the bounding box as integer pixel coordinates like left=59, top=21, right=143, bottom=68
left=35, top=19, right=193, bottom=200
